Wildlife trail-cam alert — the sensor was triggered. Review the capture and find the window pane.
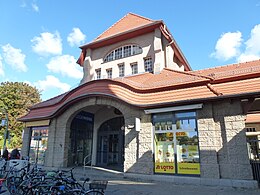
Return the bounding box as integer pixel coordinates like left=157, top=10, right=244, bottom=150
left=175, top=112, right=196, bottom=118
left=95, top=69, right=101, bottom=79
left=105, top=52, right=114, bottom=62
left=144, top=57, right=153, bottom=72
left=133, top=45, right=142, bottom=55
left=106, top=69, right=112, bottom=79
left=118, top=64, right=125, bottom=77
left=123, top=45, right=131, bottom=57
left=114, top=48, right=122, bottom=60
left=131, top=63, right=138, bottom=74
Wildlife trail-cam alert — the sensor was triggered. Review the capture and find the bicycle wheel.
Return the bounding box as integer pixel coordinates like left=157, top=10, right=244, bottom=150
left=85, top=190, right=104, bottom=195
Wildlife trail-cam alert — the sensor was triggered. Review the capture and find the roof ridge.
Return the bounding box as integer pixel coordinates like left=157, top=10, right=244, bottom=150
left=195, top=59, right=260, bottom=72
left=94, top=12, right=155, bottom=41
left=94, top=13, right=129, bottom=40
left=164, top=68, right=213, bottom=80
left=128, top=12, right=154, bottom=22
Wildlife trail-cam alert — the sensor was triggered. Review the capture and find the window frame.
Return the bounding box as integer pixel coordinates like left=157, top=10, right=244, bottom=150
left=106, top=68, right=112, bottom=79
left=95, top=68, right=101, bottom=80
left=131, top=62, right=138, bottom=75
left=104, top=45, right=142, bottom=63
left=144, top=57, right=153, bottom=73
left=118, top=63, right=125, bottom=77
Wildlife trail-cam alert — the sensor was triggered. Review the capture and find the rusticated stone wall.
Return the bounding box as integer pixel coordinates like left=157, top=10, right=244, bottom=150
left=197, top=100, right=253, bottom=180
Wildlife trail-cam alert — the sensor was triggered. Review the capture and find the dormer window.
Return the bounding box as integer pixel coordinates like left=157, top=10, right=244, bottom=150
left=104, top=45, right=142, bottom=63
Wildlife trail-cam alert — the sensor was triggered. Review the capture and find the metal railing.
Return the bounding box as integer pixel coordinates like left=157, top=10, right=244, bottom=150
left=83, top=154, right=92, bottom=176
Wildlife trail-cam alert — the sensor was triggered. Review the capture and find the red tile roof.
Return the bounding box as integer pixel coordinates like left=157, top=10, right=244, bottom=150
left=246, top=113, right=260, bottom=124
left=19, top=59, right=260, bottom=122
left=95, top=13, right=154, bottom=41
left=77, top=13, right=191, bottom=70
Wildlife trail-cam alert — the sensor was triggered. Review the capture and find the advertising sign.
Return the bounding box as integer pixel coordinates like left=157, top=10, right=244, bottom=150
left=155, top=162, right=175, bottom=174
left=177, top=163, right=200, bottom=174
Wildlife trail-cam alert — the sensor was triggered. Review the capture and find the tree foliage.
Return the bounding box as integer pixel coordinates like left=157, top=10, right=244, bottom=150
left=0, top=82, right=41, bottom=149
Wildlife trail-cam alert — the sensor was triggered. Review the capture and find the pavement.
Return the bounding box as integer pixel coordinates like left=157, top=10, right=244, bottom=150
left=1, top=166, right=260, bottom=195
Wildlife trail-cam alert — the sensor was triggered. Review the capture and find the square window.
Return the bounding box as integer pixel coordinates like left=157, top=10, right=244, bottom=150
left=131, top=62, right=138, bottom=75
left=95, top=69, right=101, bottom=79
left=106, top=68, right=112, bottom=79
left=144, top=57, right=153, bottom=72
left=118, top=63, right=125, bottom=77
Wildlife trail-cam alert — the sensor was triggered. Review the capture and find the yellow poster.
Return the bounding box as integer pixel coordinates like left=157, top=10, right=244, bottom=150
left=177, top=163, right=200, bottom=175
left=155, top=162, right=175, bottom=174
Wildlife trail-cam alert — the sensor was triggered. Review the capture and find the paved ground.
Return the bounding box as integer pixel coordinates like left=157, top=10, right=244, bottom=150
left=1, top=166, right=260, bottom=194
left=1, top=178, right=260, bottom=195
left=105, top=178, right=260, bottom=195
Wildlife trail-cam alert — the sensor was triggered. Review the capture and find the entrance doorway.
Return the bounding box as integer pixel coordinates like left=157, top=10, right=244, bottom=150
left=70, top=111, right=94, bottom=166
left=97, top=117, right=124, bottom=171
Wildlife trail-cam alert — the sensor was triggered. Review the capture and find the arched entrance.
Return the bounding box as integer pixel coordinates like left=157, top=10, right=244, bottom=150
left=70, top=111, right=94, bottom=165
left=97, top=117, right=125, bottom=171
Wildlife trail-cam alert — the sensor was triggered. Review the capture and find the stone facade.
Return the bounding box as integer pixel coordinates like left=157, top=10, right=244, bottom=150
left=197, top=100, right=253, bottom=180
left=21, top=97, right=253, bottom=181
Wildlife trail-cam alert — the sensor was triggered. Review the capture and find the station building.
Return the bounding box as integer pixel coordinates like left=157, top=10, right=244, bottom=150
left=19, top=13, right=260, bottom=185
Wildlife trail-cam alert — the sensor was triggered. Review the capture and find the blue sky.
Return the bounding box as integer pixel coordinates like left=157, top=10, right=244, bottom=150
left=0, top=0, right=260, bottom=101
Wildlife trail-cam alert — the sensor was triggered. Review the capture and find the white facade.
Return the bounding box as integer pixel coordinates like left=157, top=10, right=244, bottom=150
left=80, top=29, right=184, bottom=84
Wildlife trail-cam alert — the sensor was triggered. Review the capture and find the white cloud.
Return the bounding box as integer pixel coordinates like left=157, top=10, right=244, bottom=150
left=239, top=24, right=260, bottom=62
left=31, top=3, right=39, bottom=12
left=211, top=24, right=260, bottom=63
left=67, top=28, right=86, bottom=47
left=34, top=75, right=71, bottom=93
left=31, top=31, right=62, bottom=56
left=211, top=32, right=242, bottom=61
left=46, top=55, right=83, bottom=79
left=0, top=55, right=4, bottom=76
left=1, top=44, right=28, bottom=72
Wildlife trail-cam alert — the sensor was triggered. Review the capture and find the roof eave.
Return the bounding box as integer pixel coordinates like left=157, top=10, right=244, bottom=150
left=79, top=21, right=163, bottom=49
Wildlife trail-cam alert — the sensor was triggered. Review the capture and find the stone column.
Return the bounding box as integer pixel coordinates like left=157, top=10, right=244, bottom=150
left=21, top=127, right=31, bottom=158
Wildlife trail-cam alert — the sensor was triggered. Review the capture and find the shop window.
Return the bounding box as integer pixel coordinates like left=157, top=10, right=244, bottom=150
left=29, top=126, right=49, bottom=165
left=153, top=111, right=200, bottom=176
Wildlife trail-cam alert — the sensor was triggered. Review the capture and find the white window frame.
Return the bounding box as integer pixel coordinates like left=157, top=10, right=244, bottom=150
left=106, top=68, right=112, bottom=79
left=118, top=63, right=125, bottom=77
left=95, top=68, right=101, bottom=80
left=144, top=57, right=153, bottom=73
left=131, top=62, right=138, bottom=75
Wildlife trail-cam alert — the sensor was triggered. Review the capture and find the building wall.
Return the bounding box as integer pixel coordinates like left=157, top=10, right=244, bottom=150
left=43, top=96, right=150, bottom=171
left=81, top=29, right=182, bottom=83
left=197, top=100, right=253, bottom=180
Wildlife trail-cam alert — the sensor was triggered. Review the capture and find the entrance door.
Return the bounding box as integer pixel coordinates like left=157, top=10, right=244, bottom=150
left=97, top=117, right=124, bottom=171
left=70, top=111, right=94, bottom=166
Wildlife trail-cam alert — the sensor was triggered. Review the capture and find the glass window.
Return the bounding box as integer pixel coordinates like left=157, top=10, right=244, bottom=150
left=106, top=68, right=112, bottom=79
left=118, top=63, right=125, bottom=77
left=104, top=45, right=142, bottom=63
left=104, top=52, right=114, bottom=62
left=30, top=127, right=49, bottom=165
left=131, top=62, right=138, bottom=75
left=153, top=111, right=200, bottom=175
left=123, top=45, right=132, bottom=57
left=132, top=45, right=142, bottom=55
left=95, top=68, right=101, bottom=80
left=114, top=48, right=122, bottom=60
left=144, top=57, right=153, bottom=73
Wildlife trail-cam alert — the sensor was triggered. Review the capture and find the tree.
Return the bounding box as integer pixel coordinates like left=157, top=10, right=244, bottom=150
left=0, top=82, right=41, bottom=149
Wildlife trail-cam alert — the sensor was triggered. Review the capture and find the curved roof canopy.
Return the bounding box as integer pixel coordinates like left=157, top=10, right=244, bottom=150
left=19, top=60, right=260, bottom=122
